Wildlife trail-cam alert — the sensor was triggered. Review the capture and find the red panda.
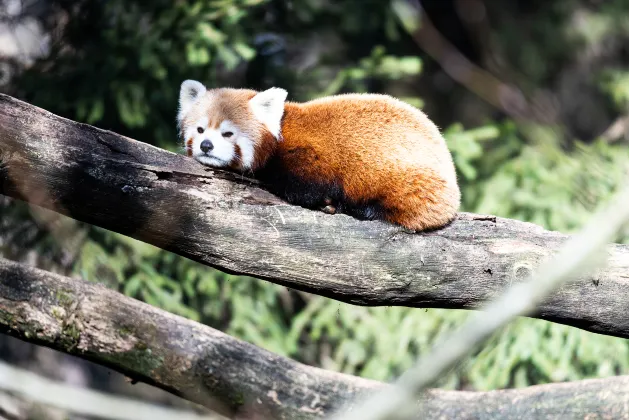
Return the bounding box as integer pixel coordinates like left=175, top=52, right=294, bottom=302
left=177, top=80, right=460, bottom=231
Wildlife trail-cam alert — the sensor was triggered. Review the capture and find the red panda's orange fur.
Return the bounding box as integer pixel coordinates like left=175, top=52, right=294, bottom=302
left=183, top=89, right=460, bottom=231
left=277, top=96, right=460, bottom=230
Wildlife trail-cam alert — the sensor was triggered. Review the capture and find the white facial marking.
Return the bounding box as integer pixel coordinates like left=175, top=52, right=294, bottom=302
left=218, top=120, right=252, bottom=170
left=249, top=87, right=287, bottom=139
left=178, top=80, right=207, bottom=123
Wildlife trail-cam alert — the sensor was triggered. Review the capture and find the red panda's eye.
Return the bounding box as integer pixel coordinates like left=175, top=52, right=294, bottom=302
left=223, top=131, right=234, bottom=138
left=197, top=127, right=204, bottom=134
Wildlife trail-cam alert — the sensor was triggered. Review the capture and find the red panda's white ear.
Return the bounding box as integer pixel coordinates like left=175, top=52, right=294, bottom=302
left=249, top=87, right=288, bottom=139
left=178, top=80, right=207, bottom=122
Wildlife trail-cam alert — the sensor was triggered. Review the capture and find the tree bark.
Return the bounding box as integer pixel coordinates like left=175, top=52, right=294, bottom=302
left=1, top=93, right=628, bottom=339
left=1, top=257, right=629, bottom=419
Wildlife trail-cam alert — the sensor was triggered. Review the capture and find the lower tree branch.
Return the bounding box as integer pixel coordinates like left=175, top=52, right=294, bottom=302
left=1, top=257, right=629, bottom=419
left=421, top=376, right=629, bottom=419
left=1, top=94, right=629, bottom=339
left=0, top=257, right=378, bottom=419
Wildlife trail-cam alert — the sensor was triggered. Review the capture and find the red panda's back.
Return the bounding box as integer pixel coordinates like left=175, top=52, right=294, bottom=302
left=280, top=93, right=460, bottom=224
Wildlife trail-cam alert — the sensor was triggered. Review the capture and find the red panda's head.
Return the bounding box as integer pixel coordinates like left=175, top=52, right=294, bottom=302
left=177, top=80, right=287, bottom=172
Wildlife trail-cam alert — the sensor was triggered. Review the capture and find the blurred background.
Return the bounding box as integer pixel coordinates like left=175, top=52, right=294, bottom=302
left=1, top=0, right=629, bottom=418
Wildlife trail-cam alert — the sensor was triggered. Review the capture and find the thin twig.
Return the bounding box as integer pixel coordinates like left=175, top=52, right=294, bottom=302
left=391, top=0, right=558, bottom=125
left=601, top=115, right=629, bottom=143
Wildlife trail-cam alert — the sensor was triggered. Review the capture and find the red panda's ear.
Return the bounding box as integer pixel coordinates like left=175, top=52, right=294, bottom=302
left=249, top=87, right=287, bottom=139
left=178, top=80, right=207, bottom=123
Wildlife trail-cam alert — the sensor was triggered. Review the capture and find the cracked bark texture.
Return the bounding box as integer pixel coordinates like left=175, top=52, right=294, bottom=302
left=1, top=94, right=629, bottom=338
left=2, top=257, right=629, bottom=420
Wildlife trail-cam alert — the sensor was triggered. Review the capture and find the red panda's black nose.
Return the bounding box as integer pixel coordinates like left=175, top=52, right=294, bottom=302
left=200, top=139, right=213, bottom=153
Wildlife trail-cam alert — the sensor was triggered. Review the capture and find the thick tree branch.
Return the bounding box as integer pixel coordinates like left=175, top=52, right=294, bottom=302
left=1, top=93, right=629, bottom=340
left=0, top=257, right=378, bottom=419
left=2, top=257, right=629, bottom=419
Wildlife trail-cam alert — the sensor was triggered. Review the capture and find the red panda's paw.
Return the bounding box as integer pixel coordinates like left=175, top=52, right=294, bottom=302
left=322, top=205, right=337, bottom=215
left=320, top=197, right=337, bottom=214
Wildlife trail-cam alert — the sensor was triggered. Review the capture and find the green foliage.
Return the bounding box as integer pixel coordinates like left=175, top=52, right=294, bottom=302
left=600, top=69, right=629, bottom=111
left=284, top=304, right=629, bottom=389
left=447, top=122, right=629, bottom=239
left=474, top=137, right=629, bottom=236
left=465, top=316, right=629, bottom=390
left=443, top=123, right=501, bottom=181
left=317, top=45, right=423, bottom=103
left=17, top=0, right=270, bottom=150
left=5, top=0, right=629, bottom=394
